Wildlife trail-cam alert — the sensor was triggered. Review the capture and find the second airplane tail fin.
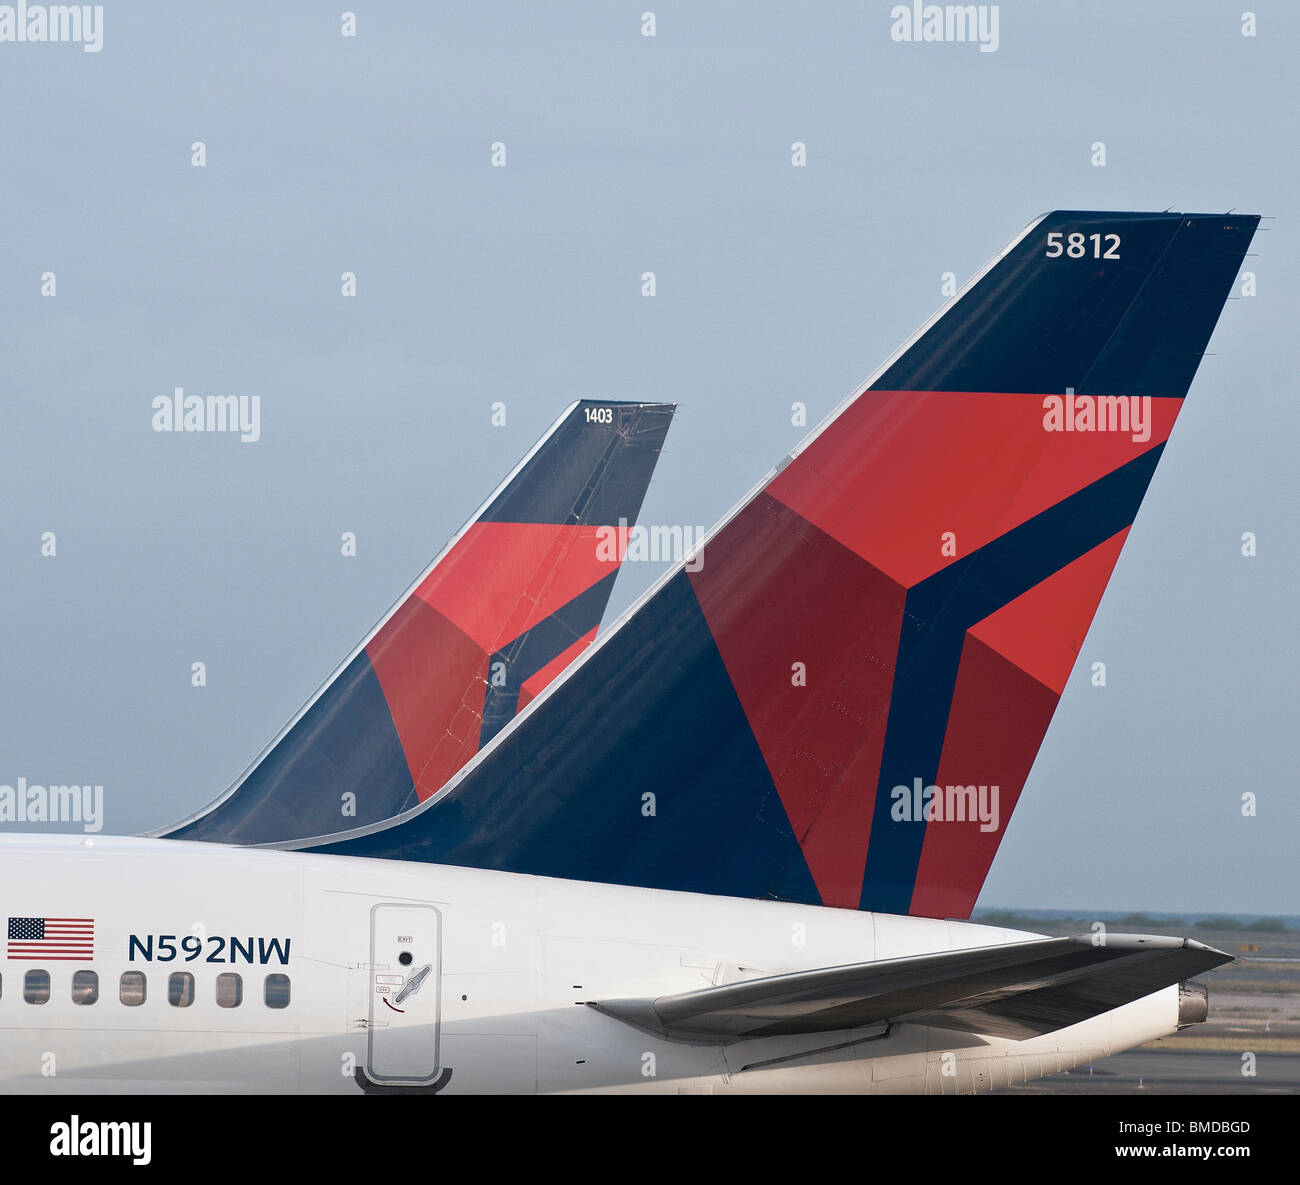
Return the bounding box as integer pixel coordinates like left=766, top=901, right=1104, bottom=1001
left=157, top=399, right=674, bottom=845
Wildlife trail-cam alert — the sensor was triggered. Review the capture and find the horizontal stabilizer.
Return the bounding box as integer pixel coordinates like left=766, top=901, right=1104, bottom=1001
left=588, top=934, right=1231, bottom=1043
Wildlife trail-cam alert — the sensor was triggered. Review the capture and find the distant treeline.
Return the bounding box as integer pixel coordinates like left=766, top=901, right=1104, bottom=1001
left=974, top=909, right=1294, bottom=932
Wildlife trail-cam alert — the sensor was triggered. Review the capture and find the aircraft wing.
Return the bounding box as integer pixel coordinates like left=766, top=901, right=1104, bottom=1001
left=588, top=934, right=1231, bottom=1042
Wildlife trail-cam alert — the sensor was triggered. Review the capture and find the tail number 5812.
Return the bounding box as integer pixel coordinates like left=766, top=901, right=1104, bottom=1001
left=1046, top=232, right=1120, bottom=259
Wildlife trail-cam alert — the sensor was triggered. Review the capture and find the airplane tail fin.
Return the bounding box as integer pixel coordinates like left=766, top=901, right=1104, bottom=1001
left=301, top=212, right=1257, bottom=918
left=157, top=400, right=674, bottom=844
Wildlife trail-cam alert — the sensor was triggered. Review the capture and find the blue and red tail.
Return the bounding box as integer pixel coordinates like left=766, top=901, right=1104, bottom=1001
left=157, top=400, right=674, bottom=844
left=298, top=212, right=1258, bottom=918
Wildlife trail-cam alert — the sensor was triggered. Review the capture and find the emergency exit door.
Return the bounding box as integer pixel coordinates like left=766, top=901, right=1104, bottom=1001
left=367, top=903, right=443, bottom=1086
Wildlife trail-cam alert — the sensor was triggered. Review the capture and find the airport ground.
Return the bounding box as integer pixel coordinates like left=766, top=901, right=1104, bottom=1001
left=985, top=918, right=1300, bottom=1094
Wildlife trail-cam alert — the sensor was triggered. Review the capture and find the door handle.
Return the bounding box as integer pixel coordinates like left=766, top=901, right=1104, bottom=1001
left=394, top=963, right=432, bottom=1005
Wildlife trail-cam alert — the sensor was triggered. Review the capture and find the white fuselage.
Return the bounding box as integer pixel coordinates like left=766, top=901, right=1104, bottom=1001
left=0, top=834, right=1179, bottom=1094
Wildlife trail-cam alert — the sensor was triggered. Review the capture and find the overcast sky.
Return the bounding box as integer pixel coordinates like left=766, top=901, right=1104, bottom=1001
left=1, top=1, right=1295, bottom=915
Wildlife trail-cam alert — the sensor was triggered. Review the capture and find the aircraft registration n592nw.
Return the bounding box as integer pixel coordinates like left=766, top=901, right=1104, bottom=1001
left=0, top=210, right=1259, bottom=1094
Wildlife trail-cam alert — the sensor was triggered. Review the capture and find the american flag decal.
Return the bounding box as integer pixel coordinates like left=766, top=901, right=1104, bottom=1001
left=7, top=917, right=95, bottom=961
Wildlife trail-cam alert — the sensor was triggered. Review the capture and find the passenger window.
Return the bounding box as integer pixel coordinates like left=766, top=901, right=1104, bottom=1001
left=24, top=969, right=51, bottom=1004
left=216, top=972, right=243, bottom=1008
left=119, top=971, right=147, bottom=1006
left=71, top=969, right=99, bottom=1005
left=168, top=972, right=195, bottom=1007
left=264, top=973, right=291, bottom=1009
